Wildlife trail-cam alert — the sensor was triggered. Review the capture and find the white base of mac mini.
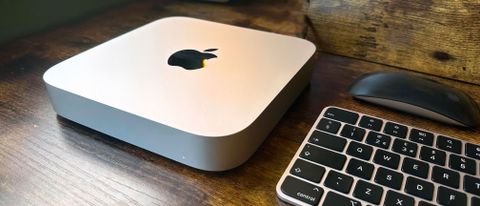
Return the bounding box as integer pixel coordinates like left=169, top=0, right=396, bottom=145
left=43, top=17, right=315, bottom=171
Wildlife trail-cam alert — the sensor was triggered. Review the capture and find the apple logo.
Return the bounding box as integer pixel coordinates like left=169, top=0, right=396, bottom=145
left=168, top=48, right=218, bottom=70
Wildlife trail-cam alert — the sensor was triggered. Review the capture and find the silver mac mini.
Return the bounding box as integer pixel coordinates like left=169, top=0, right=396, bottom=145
left=43, top=17, right=316, bottom=171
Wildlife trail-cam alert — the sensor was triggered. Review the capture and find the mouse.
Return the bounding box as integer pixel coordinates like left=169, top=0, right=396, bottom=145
left=349, top=72, right=480, bottom=127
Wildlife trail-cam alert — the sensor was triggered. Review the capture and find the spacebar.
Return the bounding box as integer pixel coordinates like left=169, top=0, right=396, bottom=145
left=300, top=144, right=346, bottom=170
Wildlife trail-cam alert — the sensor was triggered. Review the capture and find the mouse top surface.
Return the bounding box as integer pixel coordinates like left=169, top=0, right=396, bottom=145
left=349, top=72, right=480, bottom=127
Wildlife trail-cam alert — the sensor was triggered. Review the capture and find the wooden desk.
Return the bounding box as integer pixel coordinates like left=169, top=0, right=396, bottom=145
left=0, top=0, right=479, bottom=205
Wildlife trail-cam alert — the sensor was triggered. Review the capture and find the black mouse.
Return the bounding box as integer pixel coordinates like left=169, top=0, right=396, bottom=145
left=349, top=72, right=480, bottom=127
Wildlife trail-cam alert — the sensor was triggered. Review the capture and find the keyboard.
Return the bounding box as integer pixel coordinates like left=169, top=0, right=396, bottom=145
left=276, top=106, right=480, bottom=206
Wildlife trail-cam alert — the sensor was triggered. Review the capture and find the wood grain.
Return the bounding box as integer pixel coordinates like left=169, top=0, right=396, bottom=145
left=307, top=0, right=480, bottom=85
left=0, top=0, right=479, bottom=205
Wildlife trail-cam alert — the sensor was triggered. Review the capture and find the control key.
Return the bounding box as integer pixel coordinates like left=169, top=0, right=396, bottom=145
left=281, top=176, right=323, bottom=205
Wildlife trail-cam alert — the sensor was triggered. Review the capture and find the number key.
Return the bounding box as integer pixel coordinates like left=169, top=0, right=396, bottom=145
left=340, top=124, right=365, bottom=141
left=449, top=154, right=476, bottom=175
left=392, top=139, right=418, bottom=157
left=466, top=143, right=480, bottom=160
left=366, top=131, right=391, bottom=149
left=437, top=135, right=462, bottom=154
left=420, top=146, right=446, bottom=166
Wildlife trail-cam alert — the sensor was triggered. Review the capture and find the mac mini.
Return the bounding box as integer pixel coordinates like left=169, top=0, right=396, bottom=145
left=43, top=17, right=316, bottom=171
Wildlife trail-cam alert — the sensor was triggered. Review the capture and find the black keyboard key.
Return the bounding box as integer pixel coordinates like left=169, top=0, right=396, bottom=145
left=405, top=177, right=434, bottom=201
left=472, top=197, right=480, bottom=206
left=316, top=118, right=341, bottom=134
left=346, top=158, right=374, bottom=180
left=366, top=131, right=391, bottom=149
left=401, top=157, right=429, bottom=179
left=409, top=129, right=434, bottom=146
left=392, top=139, right=418, bottom=157
left=437, top=135, right=462, bottom=154
left=322, top=192, right=362, bottom=206
left=432, top=166, right=459, bottom=189
left=281, top=176, right=323, bottom=205
left=324, top=170, right=354, bottom=194
left=324, top=107, right=359, bottom=125
left=384, top=190, right=414, bottom=206
left=418, top=201, right=436, bottom=206
left=464, top=175, right=480, bottom=196
left=346, top=141, right=373, bottom=161
left=420, top=146, right=446, bottom=166
left=340, top=124, right=365, bottom=141
left=466, top=143, right=480, bottom=160
left=448, top=154, right=476, bottom=175
left=359, top=116, right=383, bottom=131
left=374, top=167, right=403, bottom=190
left=353, top=180, right=383, bottom=204
left=384, top=122, right=407, bottom=138
left=290, top=159, right=326, bottom=183
left=374, top=149, right=400, bottom=169
left=437, top=186, right=467, bottom=206
left=308, top=130, right=346, bottom=152
left=300, top=144, right=346, bottom=170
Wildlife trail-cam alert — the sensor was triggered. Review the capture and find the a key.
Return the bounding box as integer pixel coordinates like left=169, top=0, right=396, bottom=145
left=346, top=141, right=373, bottom=161
left=466, top=143, right=480, bottom=160
left=300, top=144, right=346, bottom=170
left=366, top=131, right=391, bottom=149
left=420, top=146, right=446, bottom=166
left=281, top=176, right=323, bottom=205
left=437, top=135, right=462, bottom=154
left=392, top=139, right=418, bottom=157
left=346, top=158, right=374, bottom=180
left=359, top=116, right=383, bottom=131
left=401, top=157, right=429, bottom=179
left=431, top=166, right=459, bottom=189
left=322, top=191, right=362, bottom=206
left=353, top=180, right=383, bottom=204
left=373, top=149, right=400, bottom=169
left=472, top=197, right=480, bottom=206
left=464, top=175, right=480, bottom=196
left=418, top=201, right=435, bottom=206
left=404, top=177, right=434, bottom=201
left=374, top=167, right=403, bottom=190
left=409, top=129, right=434, bottom=146
left=437, top=186, right=467, bottom=206
left=340, top=124, right=365, bottom=141
left=323, top=170, right=354, bottom=194
left=289, top=159, right=326, bottom=183
left=384, top=122, right=407, bottom=138
left=316, top=118, right=341, bottom=134
left=448, top=154, right=476, bottom=175
left=384, top=190, right=414, bottom=206
left=324, top=107, right=359, bottom=125
left=308, top=130, right=346, bottom=152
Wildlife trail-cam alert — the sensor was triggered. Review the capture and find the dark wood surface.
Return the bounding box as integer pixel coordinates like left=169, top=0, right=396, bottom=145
left=307, top=0, right=480, bottom=85
left=1, top=0, right=479, bottom=205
